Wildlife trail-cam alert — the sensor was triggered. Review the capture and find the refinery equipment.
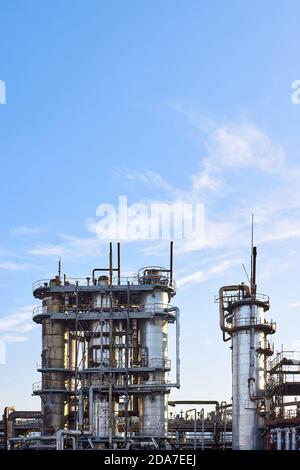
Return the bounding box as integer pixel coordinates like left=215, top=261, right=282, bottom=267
left=217, top=246, right=276, bottom=450
left=29, top=242, right=180, bottom=449
left=2, top=241, right=300, bottom=450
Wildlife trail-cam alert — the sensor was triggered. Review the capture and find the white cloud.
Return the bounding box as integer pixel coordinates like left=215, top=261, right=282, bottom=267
left=0, top=334, right=28, bottom=343
left=58, top=233, right=104, bottom=257
left=192, top=170, right=221, bottom=194
left=10, top=226, right=41, bottom=235
left=0, top=261, right=34, bottom=271
left=207, top=124, right=285, bottom=173
left=28, top=234, right=104, bottom=258
left=0, top=305, right=36, bottom=343
left=177, top=258, right=242, bottom=288
left=124, top=170, right=173, bottom=192
left=27, top=244, right=65, bottom=256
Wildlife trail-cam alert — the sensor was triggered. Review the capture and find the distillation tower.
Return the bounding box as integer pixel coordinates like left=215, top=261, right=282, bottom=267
left=31, top=242, right=180, bottom=449
left=217, top=247, right=276, bottom=450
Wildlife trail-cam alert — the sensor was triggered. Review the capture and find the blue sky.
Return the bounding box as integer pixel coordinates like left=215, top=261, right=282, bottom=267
left=1, top=0, right=300, bottom=411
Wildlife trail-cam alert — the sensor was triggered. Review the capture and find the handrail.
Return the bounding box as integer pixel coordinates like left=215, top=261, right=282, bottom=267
left=32, top=381, right=67, bottom=392
left=32, top=302, right=176, bottom=319
left=33, top=274, right=176, bottom=292
left=229, top=317, right=276, bottom=329
left=215, top=292, right=269, bottom=305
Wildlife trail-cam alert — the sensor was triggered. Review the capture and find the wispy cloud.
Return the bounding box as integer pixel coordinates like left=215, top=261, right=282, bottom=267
left=27, top=243, right=64, bottom=256
left=123, top=169, right=174, bottom=192
left=10, top=226, right=41, bottom=235
left=177, top=258, right=242, bottom=288
left=0, top=305, right=36, bottom=343
left=0, top=261, right=35, bottom=271
left=28, top=233, right=104, bottom=258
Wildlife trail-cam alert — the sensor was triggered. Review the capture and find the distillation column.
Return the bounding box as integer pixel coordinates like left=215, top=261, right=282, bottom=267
left=88, top=276, right=114, bottom=440
left=139, top=282, right=169, bottom=437
left=218, top=247, right=275, bottom=450
left=230, top=298, right=271, bottom=449
left=41, top=296, right=66, bottom=434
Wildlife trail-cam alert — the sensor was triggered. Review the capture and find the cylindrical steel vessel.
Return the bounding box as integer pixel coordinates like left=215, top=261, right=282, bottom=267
left=231, top=301, right=266, bottom=450
left=89, top=276, right=113, bottom=439
left=41, top=296, right=65, bottom=434
left=139, top=289, right=169, bottom=437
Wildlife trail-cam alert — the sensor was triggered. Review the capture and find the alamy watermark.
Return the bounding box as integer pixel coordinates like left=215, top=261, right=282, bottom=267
left=93, top=196, right=205, bottom=242
left=0, top=80, right=6, bottom=104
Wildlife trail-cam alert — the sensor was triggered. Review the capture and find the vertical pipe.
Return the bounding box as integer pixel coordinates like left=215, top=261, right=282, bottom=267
left=78, top=390, right=83, bottom=430
left=285, top=428, right=290, bottom=450
left=108, top=381, right=113, bottom=448
left=277, top=429, right=282, bottom=450
left=194, top=409, right=197, bottom=450
left=170, top=241, right=173, bottom=285
left=89, top=386, right=95, bottom=433
left=117, top=242, right=121, bottom=285
left=201, top=408, right=205, bottom=450
left=175, top=307, right=180, bottom=387
left=291, top=427, right=296, bottom=450
left=109, top=242, right=113, bottom=284
left=100, top=321, right=104, bottom=367
left=251, top=247, right=257, bottom=296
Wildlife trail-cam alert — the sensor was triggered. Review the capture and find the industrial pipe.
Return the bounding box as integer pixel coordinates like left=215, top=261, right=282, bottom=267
left=169, top=400, right=219, bottom=408
left=186, top=408, right=197, bottom=450
left=285, top=428, right=290, bottom=451
left=291, top=427, right=296, bottom=450
left=170, top=241, right=173, bottom=285
left=166, top=306, right=180, bottom=388
left=78, top=389, right=84, bottom=430
left=56, top=429, right=92, bottom=450
left=88, top=385, right=97, bottom=433
left=218, top=285, right=250, bottom=342
left=276, top=428, right=282, bottom=450
left=200, top=408, right=205, bottom=450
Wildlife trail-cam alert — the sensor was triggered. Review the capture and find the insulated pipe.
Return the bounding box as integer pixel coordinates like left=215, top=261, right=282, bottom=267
left=175, top=307, right=180, bottom=388
left=88, top=385, right=97, bottom=433
left=56, top=429, right=92, bottom=450
left=169, top=400, right=219, bottom=408
left=285, top=428, right=290, bottom=451
left=219, top=285, right=250, bottom=342
left=276, top=428, right=282, bottom=450
left=78, top=389, right=84, bottom=430
left=200, top=408, right=205, bottom=450
left=168, top=306, right=180, bottom=388
left=291, top=427, right=296, bottom=450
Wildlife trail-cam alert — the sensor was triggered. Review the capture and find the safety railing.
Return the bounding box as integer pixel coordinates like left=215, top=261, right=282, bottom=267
left=32, top=302, right=176, bottom=319
left=215, top=292, right=269, bottom=305
left=227, top=317, right=276, bottom=331
left=148, top=358, right=171, bottom=369
left=33, top=276, right=138, bottom=292
left=269, top=351, right=300, bottom=371
left=256, top=340, right=274, bottom=354
left=33, top=273, right=176, bottom=293
left=272, top=408, right=300, bottom=419
left=32, top=381, right=68, bottom=392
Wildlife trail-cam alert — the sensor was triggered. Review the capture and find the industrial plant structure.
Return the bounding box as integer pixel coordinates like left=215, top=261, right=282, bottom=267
left=1, top=242, right=300, bottom=450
